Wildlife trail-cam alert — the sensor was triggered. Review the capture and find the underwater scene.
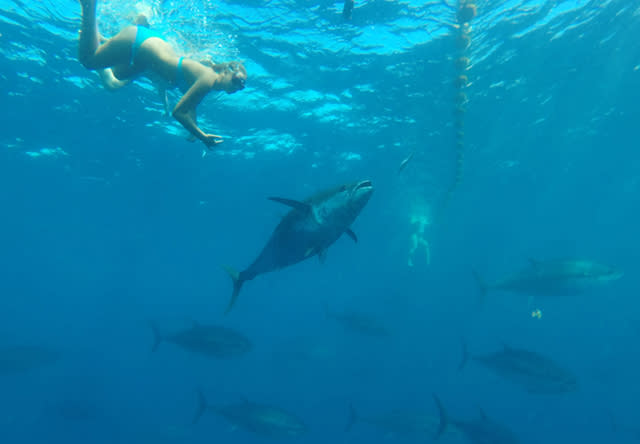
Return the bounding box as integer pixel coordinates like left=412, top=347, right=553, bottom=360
left=0, top=0, right=639, bottom=442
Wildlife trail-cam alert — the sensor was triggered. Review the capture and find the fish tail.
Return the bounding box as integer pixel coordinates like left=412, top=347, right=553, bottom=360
left=193, top=388, right=208, bottom=424
left=458, top=338, right=469, bottom=371
left=471, top=269, right=488, bottom=305
left=432, top=394, right=448, bottom=439
left=345, top=403, right=358, bottom=432
left=150, top=321, right=163, bottom=352
left=221, top=265, right=244, bottom=314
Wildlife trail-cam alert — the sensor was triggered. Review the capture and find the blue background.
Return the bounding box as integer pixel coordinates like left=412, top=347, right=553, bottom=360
left=0, top=0, right=638, bottom=442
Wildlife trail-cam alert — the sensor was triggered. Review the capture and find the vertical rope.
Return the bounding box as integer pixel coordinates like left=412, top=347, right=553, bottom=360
left=443, top=0, right=476, bottom=205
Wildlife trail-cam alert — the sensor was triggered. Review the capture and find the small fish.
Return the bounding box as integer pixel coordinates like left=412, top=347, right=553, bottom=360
left=397, top=151, right=415, bottom=174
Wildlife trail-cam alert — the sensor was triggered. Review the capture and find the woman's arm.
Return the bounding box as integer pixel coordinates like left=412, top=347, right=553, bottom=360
left=172, top=75, right=224, bottom=148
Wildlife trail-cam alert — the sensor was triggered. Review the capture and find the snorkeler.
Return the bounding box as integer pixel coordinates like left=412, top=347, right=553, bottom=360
left=77, top=0, right=247, bottom=149
left=408, top=213, right=430, bottom=267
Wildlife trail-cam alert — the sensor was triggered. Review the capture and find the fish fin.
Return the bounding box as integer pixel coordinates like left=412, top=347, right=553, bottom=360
left=221, top=265, right=244, bottom=314
left=471, top=269, right=488, bottom=305
left=304, top=247, right=316, bottom=258
left=318, top=249, right=327, bottom=264
left=267, top=197, right=311, bottom=213
left=458, top=338, right=469, bottom=371
left=193, top=388, right=208, bottom=424
left=478, top=406, right=488, bottom=421
left=345, top=403, right=358, bottom=432
left=150, top=321, right=163, bottom=352
left=345, top=228, right=358, bottom=243
left=432, top=394, right=448, bottom=439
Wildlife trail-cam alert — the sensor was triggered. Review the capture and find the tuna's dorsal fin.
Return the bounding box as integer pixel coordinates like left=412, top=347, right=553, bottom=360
left=318, top=249, right=328, bottom=264
left=268, top=197, right=311, bottom=213
left=345, top=228, right=358, bottom=243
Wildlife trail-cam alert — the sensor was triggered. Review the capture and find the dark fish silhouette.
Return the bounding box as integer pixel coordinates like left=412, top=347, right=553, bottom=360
left=150, top=321, right=251, bottom=358
left=433, top=395, right=519, bottom=444
left=325, top=305, right=389, bottom=337
left=223, top=180, right=373, bottom=313
left=459, top=342, right=577, bottom=394
left=345, top=404, right=465, bottom=441
left=0, top=345, right=60, bottom=374
left=193, top=390, right=307, bottom=438
left=473, top=259, right=622, bottom=301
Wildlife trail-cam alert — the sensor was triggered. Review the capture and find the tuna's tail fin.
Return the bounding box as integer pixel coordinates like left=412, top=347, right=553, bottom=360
left=150, top=321, right=163, bottom=352
left=345, top=404, right=358, bottom=432
left=432, top=394, right=448, bottom=440
left=193, top=388, right=209, bottom=424
left=458, top=339, right=469, bottom=371
left=221, top=265, right=244, bottom=314
left=471, top=269, right=488, bottom=305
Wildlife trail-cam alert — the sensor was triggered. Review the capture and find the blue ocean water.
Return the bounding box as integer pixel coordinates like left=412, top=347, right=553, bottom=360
left=0, top=0, right=639, bottom=442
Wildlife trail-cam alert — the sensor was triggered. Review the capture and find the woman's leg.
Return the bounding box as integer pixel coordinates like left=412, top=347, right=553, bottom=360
left=78, top=0, right=99, bottom=68
left=78, top=0, right=135, bottom=70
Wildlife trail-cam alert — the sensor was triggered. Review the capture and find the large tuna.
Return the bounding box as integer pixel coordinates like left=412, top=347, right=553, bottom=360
left=474, top=259, right=622, bottom=301
left=223, top=180, right=373, bottom=313
left=193, top=390, right=307, bottom=438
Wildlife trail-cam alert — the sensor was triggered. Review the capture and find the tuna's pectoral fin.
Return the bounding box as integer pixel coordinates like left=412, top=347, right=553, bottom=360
left=193, top=389, right=209, bottom=424
left=345, top=404, right=358, bottom=432
left=221, top=265, right=244, bottom=314
left=150, top=321, right=163, bottom=352
left=345, top=228, right=358, bottom=243
left=432, top=394, right=448, bottom=440
left=268, top=197, right=312, bottom=213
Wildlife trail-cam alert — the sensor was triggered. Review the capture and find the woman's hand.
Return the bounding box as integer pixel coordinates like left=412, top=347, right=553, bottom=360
left=202, top=133, right=224, bottom=149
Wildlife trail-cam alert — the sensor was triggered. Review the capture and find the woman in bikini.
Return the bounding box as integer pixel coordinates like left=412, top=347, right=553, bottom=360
left=77, top=0, right=247, bottom=149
